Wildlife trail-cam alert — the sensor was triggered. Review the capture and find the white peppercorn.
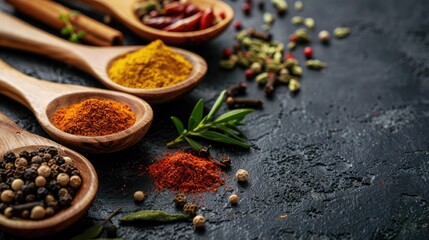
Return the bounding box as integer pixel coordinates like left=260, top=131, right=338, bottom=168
left=57, top=173, right=70, bottom=186
left=30, top=206, right=45, bottom=219
left=63, top=156, right=72, bottom=164
left=235, top=169, right=249, bottom=182
left=37, top=165, right=51, bottom=178
left=11, top=178, right=24, bottom=191
left=1, top=189, right=15, bottom=203
left=69, top=175, right=82, bottom=188
left=229, top=194, right=240, bottom=205
left=192, top=215, right=206, bottom=228
left=4, top=207, right=13, bottom=218
left=35, top=176, right=47, bottom=187
left=133, top=191, right=145, bottom=202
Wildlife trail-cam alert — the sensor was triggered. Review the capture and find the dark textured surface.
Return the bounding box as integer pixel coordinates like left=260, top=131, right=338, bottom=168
left=1, top=0, right=429, bottom=239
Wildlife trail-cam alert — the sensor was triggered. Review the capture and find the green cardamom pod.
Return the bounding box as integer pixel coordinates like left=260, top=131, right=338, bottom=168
left=288, top=78, right=300, bottom=92
left=290, top=65, right=303, bottom=76
left=120, top=210, right=189, bottom=223
left=271, top=0, right=288, bottom=13
left=291, top=16, right=304, bottom=25
left=334, top=27, right=351, bottom=39
left=304, top=18, right=315, bottom=29
left=219, top=60, right=236, bottom=70
left=263, top=12, right=275, bottom=25
left=256, top=72, right=269, bottom=85
left=295, top=28, right=311, bottom=43
left=294, top=1, right=303, bottom=11
left=305, top=59, right=327, bottom=70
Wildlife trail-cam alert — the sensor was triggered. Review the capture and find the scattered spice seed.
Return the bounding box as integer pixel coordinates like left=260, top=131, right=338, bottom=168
left=334, top=27, right=351, bottom=39
left=174, top=193, right=187, bottom=208
left=304, top=17, right=315, bottom=29
left=288, top=78, right=300, bottom=92
left=291, top=16, right=304, bottom=25
left=183, top=203, right=199, bottom=217
left=294, top=1, right=303, bottom=11
left=192, top=215, right=206, bottom=228
left=133, top=191, right=145, bottom=202
left=233, top=21, right=243, bottom=30
left=228, top=194, right=240, bottom=205
left=303, top=47, right=313, bottom=59
left=319, top=30, right=330, bottom=43
left=235, top=169, right=249, bottom=182
left=306, top=59, right=327, bottom=70
left=219, top=156, right=231, bottom=167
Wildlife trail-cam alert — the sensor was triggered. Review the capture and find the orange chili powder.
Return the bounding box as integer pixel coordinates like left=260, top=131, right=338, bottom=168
left=51, top=98, right=136, bottom=136
left=148, top=151, right=225, bottom=193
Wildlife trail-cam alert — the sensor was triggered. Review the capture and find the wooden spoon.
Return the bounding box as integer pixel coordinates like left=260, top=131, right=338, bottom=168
left=0, top=11, right=207, bottom=104
left=0, top=112, right=98, bottom=238
left=0, top=60, right=153, bottom=153
left=77, top=0, right=234, bottom=45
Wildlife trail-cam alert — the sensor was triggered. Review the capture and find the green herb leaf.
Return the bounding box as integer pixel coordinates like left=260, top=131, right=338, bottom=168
left=192, top=131, right=250, bottom=148
left=69, top=34, right=80, bottom=43
left=60, top=27, right=73, bottom=35
left=59, top=13, right=68, bottom=21
left=120, top=210, right=189, bottom=223
left=71, top=224, right=103, bottom=240
left=76, top=31, right=86, bottom=38
left=206, top=90, right=226, bottom=121
left=167, top=90, right=253, bottom=149
left=214, top=108, right=254, bottom=123
left=188, top=99, right=204, bottom=130
left=171, top=116, right=185, bottom=135
left=185, top=137, right=202, bottom=150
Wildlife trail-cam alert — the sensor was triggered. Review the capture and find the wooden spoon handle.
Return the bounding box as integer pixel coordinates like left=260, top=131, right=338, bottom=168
left=0, top=60, right=76, bottom=114
left=0, top=11, right=88, bottom=69
left=0, top=112, right=59, bottom=154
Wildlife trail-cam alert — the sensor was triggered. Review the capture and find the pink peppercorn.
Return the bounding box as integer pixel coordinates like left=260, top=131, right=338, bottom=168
left=289, top=34, right=297, bottom=43
left=223, top=48, right=232, bottom=58
left=243, top=3, right=251, bottom=15
left=284, top=52, right=295, bottom=60
left=303, top=47, right=313, bottom=59
left=245, top=69, right=254, bottom=79
left=233, top=21, right=243, bottom=30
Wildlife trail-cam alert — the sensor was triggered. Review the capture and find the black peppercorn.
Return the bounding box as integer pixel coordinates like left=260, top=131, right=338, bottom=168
left=13, top=166, right=25, bottom=179
left=24, top=168, right=38, bottom=180
left=19, top=151, right=30, bottom=161
left=174, top=193, right=187, bottom=208
left=183, top=203, right=199, bottom=217
left=0, top=182, right=10, bottom=191
left=66, top=186, right=76, bottom=197
left=25, top=194, right=36, bottom=202
left=0, top=203, right=6, bottom=212
left=37, top=147, right=46, bottom=153
left=31, top=156, right=43, bottom=165
left=22, top=182, right=36, bottom=194
left=47, top=200, right=58, bottom=210
left=37, top=187, right=49, bottom=199
left=46, top=147, right=58, bottom=157
left=71, top=169, right=80, bottom=176
left=54, top=155, right=65, bottom=165
left=59, top=193, right=72, bottom=207
left=3, top=152, right=16, bottom=163
left=47, top=159, right=56, bottom=167
left=30, top=151, right=38, bottom=158
left=42, top=153, right=52, bottom=161
left=198, top=146, right=211, bottom=158
left=59, top=164, right=69, bottom=173
left=47, top=180, right=60, bottom=193
left=14, top=190, right=25, bottom=203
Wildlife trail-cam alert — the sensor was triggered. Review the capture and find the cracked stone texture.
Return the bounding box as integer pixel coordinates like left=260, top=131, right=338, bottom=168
left=1, top=0, right=429, bottom=239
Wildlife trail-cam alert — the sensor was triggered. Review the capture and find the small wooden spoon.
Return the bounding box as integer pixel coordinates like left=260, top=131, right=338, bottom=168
left=0, top=112, right=98, bottom=238
left=77, top=0, right=234, bottom=45
left=0, top=11, right=207, bottom=104
left=0, top=60, right=153, bottom=153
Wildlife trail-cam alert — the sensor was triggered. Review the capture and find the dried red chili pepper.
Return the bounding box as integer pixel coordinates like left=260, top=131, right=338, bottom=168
left=163, top=12, right=202, bottom=32
left=184, top=3, right=200, bottom=17
left=199, top=7, right=215, bottom=30
left=143, top=16, right=175, bottom=29
left=163, top=2, right=185, bottom=15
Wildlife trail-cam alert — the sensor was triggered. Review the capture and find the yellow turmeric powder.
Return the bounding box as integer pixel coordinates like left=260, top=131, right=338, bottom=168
left=108, top=39, right=193, bottom=89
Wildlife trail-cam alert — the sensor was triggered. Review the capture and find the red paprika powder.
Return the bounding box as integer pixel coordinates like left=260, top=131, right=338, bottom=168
left=148, top=151, right=225, bottom=193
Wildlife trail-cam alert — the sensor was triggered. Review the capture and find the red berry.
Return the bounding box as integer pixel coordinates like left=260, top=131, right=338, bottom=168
left=284, top=53, right=295, bottom=60
left=233, top=21, right=243, bottom=30
left=243, top=3, right=251, bottom=14
left=289, top=34, right=297, bottom=43
left=223, top=48, right=232, bottom=58
left=219, top=11, right=226, bottom=20
left=303, top=47, right=313, bottom=59
left=245, top=69, right=254, bottom=79
left=268, top=72, right=276, bottom=78
left=246, top=0, right=253, bottom=4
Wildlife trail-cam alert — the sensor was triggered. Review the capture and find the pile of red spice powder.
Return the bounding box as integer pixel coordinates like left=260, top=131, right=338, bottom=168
left=148, top=151, right=225, bottom=193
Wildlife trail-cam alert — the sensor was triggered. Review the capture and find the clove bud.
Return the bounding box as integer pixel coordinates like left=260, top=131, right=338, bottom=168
left=226, top=96, right=263, bottom=109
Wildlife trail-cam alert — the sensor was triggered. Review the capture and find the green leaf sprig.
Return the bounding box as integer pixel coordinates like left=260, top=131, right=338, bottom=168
left=59, top=11, right=86, bottom=43
left=167, top=90, right=254, bottom=150
left=71, top=207, right=122, bottom=240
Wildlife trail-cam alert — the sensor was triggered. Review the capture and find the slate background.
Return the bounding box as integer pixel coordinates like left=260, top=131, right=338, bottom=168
left=1, top=0, right=429, bottom=239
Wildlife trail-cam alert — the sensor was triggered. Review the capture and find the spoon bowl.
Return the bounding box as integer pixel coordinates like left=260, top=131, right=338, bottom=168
left=78, top=0, right=234, bottom=45
left=0, top=11, right=207, bottom=104
left=0, top=60, right=153, bottom=153
left=0, top=112, right=98, bottom=238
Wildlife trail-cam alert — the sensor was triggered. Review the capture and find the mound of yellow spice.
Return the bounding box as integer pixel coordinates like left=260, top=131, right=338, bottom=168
left=108, top=40, right=192, bottom=89
left=51, top=98, right=136, bottom=136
